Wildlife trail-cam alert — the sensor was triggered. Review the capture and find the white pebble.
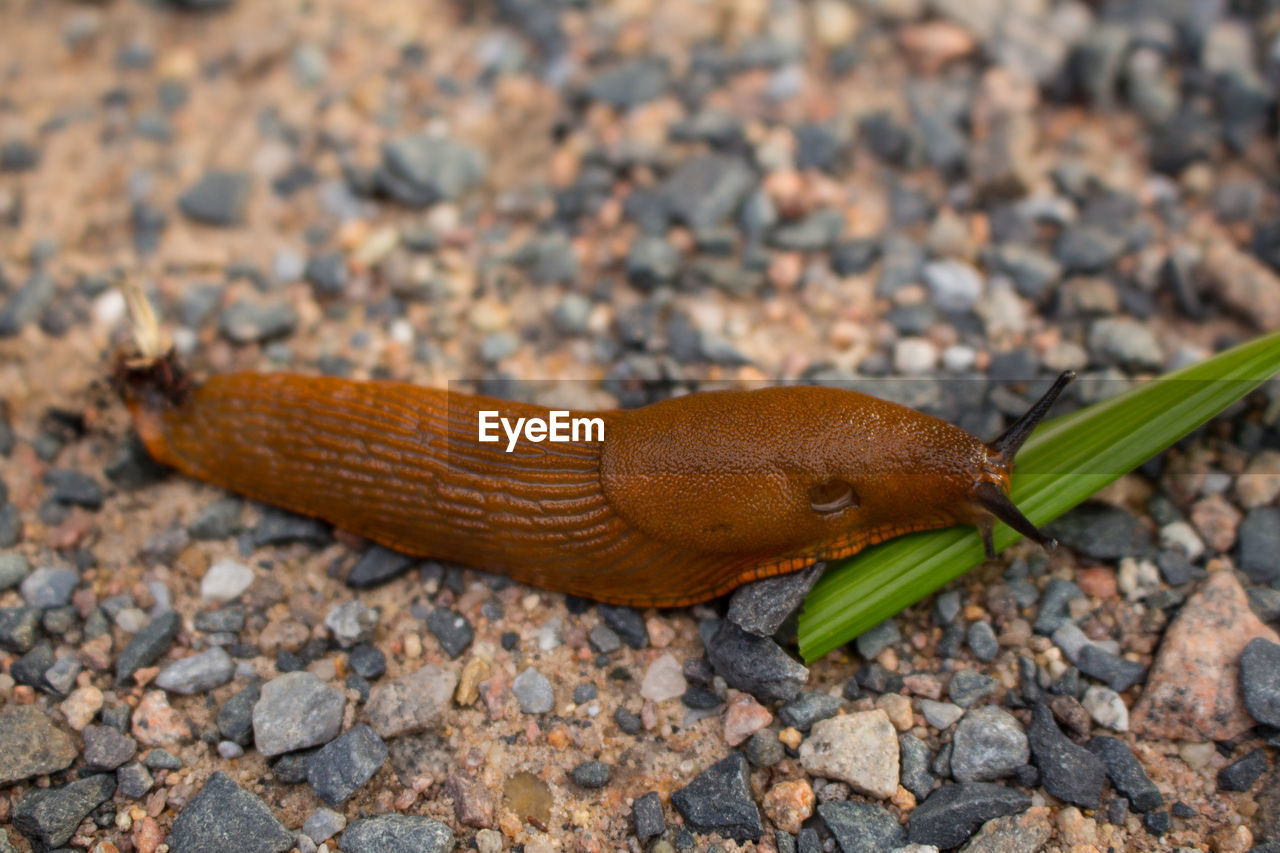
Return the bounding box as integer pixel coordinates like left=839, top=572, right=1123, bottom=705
left=941, top=344, right=976, bottom=373
left=893, top=338, right=938, bottom=375
left=1159, top=520, right=1205, bottom=561
left=1081, top=685, right=1129, bottom=732
left=201, top=559, right=254, bottom=603
left=640, top=653, right=687, bottom=703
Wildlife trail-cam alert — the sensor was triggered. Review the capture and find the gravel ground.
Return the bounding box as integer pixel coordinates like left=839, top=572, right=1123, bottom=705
left=3, top=0, right=1280, bottom=851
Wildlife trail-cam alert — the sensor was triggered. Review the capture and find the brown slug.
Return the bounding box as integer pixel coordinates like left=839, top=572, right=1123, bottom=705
left=117, top=348, right=1072, bottom=608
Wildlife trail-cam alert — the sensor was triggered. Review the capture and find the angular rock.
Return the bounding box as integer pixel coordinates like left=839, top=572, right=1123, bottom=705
left=951, top=706, right=1028, bottom=782
left=1132, top=571, right=1279, bottom=741
left=13, top=774, right=115, bottom=850
left=0, top=705, right=77, bottom=784
left=155, top=647, right=235, bottom=695
left=816, top=801, right=905, bottom=853
left=377, top=135, right=486, bottom=208
left=907, top=782, right=1031, bottom=849
left=0, top=606, right=42, bottom=653
left=799, top=710, right=899, bottom=799
left=961, top=806, right=1053, bottom=853
left=338, top=814, right=454, bottom=853
left=1218, top=748, right=1268, bottom=792
left=116, top=610, right=181, bottom=684
left=83, top=724, right=138, bottom=770
left=252, top=671, right=346, bottom=756
left=707, top=620, right=808, bottom=702
left=661, top=154, right=755, bottom=230
left=167, top=771, right=293, bottom=853
left=364, top=664, right=457, bottom=738
left=1028, top=702, right=1106, bottom=810
left=670, top=753, right=762, bottom=842
left=1087, top=736, right=1161, bottom=812
left=346, top=546, right=414, bottom=588
left=306, top=724, right=388, bottom=807
left=727, top=563, right=824, bottom=637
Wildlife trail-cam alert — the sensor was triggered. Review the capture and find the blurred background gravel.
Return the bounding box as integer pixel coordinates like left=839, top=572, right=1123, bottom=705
left=3, top=0, right=1280, bottom=851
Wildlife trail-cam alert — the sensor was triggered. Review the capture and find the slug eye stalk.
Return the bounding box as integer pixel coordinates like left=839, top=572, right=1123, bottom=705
left=976, top=371, right=1076, bottom=558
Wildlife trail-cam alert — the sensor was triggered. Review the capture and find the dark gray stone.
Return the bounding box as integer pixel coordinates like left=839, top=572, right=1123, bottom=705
left=347, top=644, right=386, bottom=680
left=306, top=724, right=388, bottom=807
left=670, top=753, right=762, bottom=842
left=1243, top=638, right=1280, bottom=727
left=1055, top=224, right=1126, bottom=273
left=195, top=605, right=245, bottom=634
left=1087, top=736, right=1162, bottom=812
left=0, top=606, right=42, bottom=653
left=338, top=815, right=454, bottom=853
left=178, top=171, right=252, bottom=226
left=633, top=790, right=665, bottom=841
left=377, top=135, right=485, bottom=207
left=10, top=642, right=55, bottom=691
left=1029, top=701, right=1107, bottom=810
left=745, top=729, right=784, bottom=767
left=570, top=760, right=611, bottom=789
left=816, top=801, right=905, bottom=853
left=117, top=761, right=155, bottom=799
left=1218, top=748, right=1267, bottom=792
left=83, top=724, right=138, bottom=770
left=251, top=509, right=331, bottom=548
left=948, top=669, right=998, bottom=708
left=43, top=469, right=103, bottom=509
left=598, top=604, right=648, bottom=649
left=305, top=252, right=349, bottom=297
left=346, top=545, right=412, bottom=588
left=14, top=774, right=115, bottom=850
left=1045, top=502, right=1152, bottom=563
left=116, top=610, right=181, bottom=684
left=661, top=154, right=755, bottom=230
left=778, top=691, right=842, bottom=731
left=1077, top=644, right=1147, bottom=692
left=583, top=57, right=669, bottom=109
left=425, top=608, right=473, bottom=659
left=900, top=733, right=936, bottom=800
left=625, top=236, right=681, bottom=291
left=167, top=771, right=293, bottom=853
left=190, top=498, right=242, bottom=540
left=1033, top=578, right=1084, bottom=635
left=1239, top=508, right=1280, bottom=587
left=219, top=300, right=298, bottom=345
left=907, top=782, right=1031, bottom=849
left=726, top=564, right=824, bottom=637
left=217, top=683, right=260, bottom=746
left=0, top=272, right=56, bottom=338
left=967, top=620, right=999, bottom=662
left=706, top=620, right=808, bottom=703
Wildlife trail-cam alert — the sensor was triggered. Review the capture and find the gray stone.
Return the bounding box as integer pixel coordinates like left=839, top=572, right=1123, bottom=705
left=117, top=761, right=155, bottom=798
left=661, top=154, right=755, bottom=230
left=951, top=706, right=1028, bottom=782
left=0, top=553, right=29, bottom=590
left=339, top=816, right=453, bottom=853
left=671, top=753, right=762, bottom=842
left=513, top=667, right=554, bottom=714
left=167, top=771, right=293, bottom=853
left=325, top=601, right=379, bottom=649
left=20, top=566, right=79, bottom=609
left=364, top=664, right=457, bottom=738
left=252, top=671, right=346, bottom=756
left=625, top=236, right=682, bottom=290
left=425, top=607, right=472, bottom=659
left=378, top=134, right=486, bottom=207
left=0, top=705, right=77, bottom=784
left=219, top=300, right=298, bottom=344
left=907, top=783, right=1031, bottom=849
left=1087, top=736, right=1161, bottom=812
left=1242, top=637, right=1280, bottom=727
left=948, top=669, right=997, bottom=708
left=179, top=171, right=252, bottom=226
left=155, top=647, right=235, bottom=695
left=900, top=733, right=936, bottom=800
left=856, top=618, right=901, bottom=659
left=0, top=272, right=56, bottom=337
left=306, top=724, right=388, bottom=807
left=116, top=610, right=181, bottom=683
left=1239, top=507, right=1280, bottom=586
left=304, top=807, right=347, bottom=844
left=816, top=801, right=905, bottom=853
left=707, top=620, right=809, bottom=702
left=1028, top=702, right=1106, bottom=810
left=727, top=564, right=824, bottom=637
left=570, top=760, right=611, bottom=788
left=633, top=791, right=665, bottom=841
left=13, top=774, right=115, bottom=850
left=1089, top=318, right=1164, bottom=371
left=83, top=724, right=138, bottom=770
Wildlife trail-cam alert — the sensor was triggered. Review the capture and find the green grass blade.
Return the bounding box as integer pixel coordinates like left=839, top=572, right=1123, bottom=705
left=797, top=330, right=1280, bottom=663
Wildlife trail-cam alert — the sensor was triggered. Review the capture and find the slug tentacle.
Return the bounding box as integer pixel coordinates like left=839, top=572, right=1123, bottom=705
left=986, top=370, right=1076, bottom=462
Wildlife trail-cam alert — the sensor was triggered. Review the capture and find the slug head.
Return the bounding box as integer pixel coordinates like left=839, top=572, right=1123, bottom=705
left=969, top=370, right=1075, bottom=559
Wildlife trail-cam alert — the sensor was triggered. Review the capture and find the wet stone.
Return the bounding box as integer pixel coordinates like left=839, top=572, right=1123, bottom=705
left=167, top=771, right=293, bottom=853
left=252, top=671, right=346, bottom=756
left=13, top=773, right=115, bottom=850
left=1029, top=702, right=1106, bottom=810
left=338, top=814, right=454, bottom=853
left=816, top=801, right=905, bottom=853
left=671, top=753, right=763, bottom=842
left=306, top=724, right=388, bottom=807
left=116, top=610, right=181, bottom=684
left=727, top=566, right=824, bottom=637
left=178, top=170, right=252, bottom=226
left=1218, top=747, right=1268, bottom=792
left=907, top=782, right=1031, bottom=849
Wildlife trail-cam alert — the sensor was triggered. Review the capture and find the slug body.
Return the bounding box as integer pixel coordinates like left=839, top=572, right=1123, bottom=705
left=123, top=365, right=1070, bottom=607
